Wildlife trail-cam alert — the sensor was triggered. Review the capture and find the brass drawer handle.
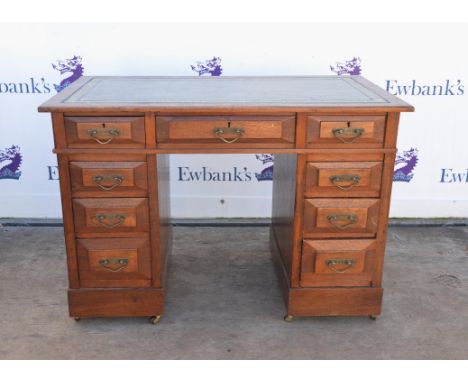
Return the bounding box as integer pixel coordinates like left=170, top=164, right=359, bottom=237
left=329, top=174, right=361, bottom=190
left=213, top=122, right=245, bottom=144
left=326, top=259, right=355, bottom=273
left=332, top=122, right=364, bottom=143
left=92, top=175, right=124, bottom=190
left=327, top=214, right=358, bottom=229
left=99, top=258, right=129, bottom=272
left=95, top=213, right=127, bottom=228
left=87, top=124, right=121, bottom=144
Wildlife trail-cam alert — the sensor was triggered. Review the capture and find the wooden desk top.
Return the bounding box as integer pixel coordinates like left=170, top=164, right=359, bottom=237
left=38, top=76, right=414, bottom=113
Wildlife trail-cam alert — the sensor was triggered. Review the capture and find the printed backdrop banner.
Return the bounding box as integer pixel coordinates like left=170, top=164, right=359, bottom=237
left=1, top=23, right=467, bottom=218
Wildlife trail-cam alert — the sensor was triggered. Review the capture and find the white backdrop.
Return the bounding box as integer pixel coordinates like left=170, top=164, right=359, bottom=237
left=0, top=23, right=467, bottom=218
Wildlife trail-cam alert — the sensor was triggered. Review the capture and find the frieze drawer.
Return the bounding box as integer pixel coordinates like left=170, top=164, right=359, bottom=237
left=156, top=115, right=296, bottom=148
left=64, top=116, right=145, bottom=148
left=307, top=115, right=385, bottom=148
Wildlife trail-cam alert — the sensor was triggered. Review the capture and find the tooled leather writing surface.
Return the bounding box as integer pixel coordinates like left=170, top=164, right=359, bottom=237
left=38, top=76, right=414, bottom=112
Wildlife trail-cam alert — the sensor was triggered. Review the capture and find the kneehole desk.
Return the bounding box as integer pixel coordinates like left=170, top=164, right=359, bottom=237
left=38, top=76, right=414, bottom=324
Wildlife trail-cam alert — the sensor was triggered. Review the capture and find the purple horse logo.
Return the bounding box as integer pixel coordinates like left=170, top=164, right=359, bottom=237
left=330, top=57, right=362, bottom=75
left=191, top=56, right=223, bottom=76
left=52, top=55, right=84, bottom=92
left=0, top=145, right=22, bottom=180
left=393, top=148, right=419, bottom=182
left=255, top=154, right=274, bottom=181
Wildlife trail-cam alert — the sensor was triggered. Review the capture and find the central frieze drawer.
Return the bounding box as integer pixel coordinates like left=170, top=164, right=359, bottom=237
left=73, top=198, right=149, bottom=234
left=156, top=115, right=296, bottom=147
left=303, top=199, right=380, bottom=238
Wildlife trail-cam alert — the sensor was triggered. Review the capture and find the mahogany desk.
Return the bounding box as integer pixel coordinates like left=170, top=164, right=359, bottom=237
left=38, top=76, right=414, bottom=324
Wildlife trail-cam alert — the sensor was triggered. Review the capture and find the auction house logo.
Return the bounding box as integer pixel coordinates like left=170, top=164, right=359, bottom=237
left=177, top=166, right=252, bottom=182
left=440, top=168, right=468, bottom=183
left=393, top=148, right=419, bottom=182
left=329, top=57, right=464, bottom=96
left=0, top=145, right=22, bottom=180
left=255, top=154, right=274, bottom=181
left=52, top=55, right=84, bottom=92
left=330, top=57, right=362, bottom=75
left=191, top=56, right=223, bottom=76
left=386, top=79, right=464, bottom=96
left=0, top=55, right=83, bottom=95
left=0, top=78, right=51, bottom=94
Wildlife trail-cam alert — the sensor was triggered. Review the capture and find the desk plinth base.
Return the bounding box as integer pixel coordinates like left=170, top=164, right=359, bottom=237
left=68, top=288, right=164, bottom=318
left=270, top=231, right=383, bottom=318
left=286, top=287, right=383, bottom=317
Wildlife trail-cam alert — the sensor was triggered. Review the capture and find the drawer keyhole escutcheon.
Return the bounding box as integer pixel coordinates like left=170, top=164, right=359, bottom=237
left=99, top=258, right=129, bottom=272
left=92, top=175, right=125, bottom=190
left=95, top=213, right=127, bottom=228
left=326, top=259, right=356, bottom=273
left=327, top=214, right=358, bottom=229
left=213, top=122, right=245, bottom=144
left=87, top=124, right=121, bottom=145
left=332, top=122, right=364, bottom=144
left=329, top=174, right=361, bottom=190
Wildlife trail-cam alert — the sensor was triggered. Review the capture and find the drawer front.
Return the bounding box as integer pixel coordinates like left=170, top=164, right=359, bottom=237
left=77, top=237, right=151, bottom=287
left=305, top=161, right=383, bottom=198
left=64, top=116, right=145, bottom=147
left=300, top=239, right=376, bottom=287
left=303, top=199, right=380, bottom=238
left=70, top=161, right=148, bottom=197
left=307, top=115, right=385, bottom=148
left=73, top=198, right=149, bottom=234
left=156, top=115, right=296, bottom=147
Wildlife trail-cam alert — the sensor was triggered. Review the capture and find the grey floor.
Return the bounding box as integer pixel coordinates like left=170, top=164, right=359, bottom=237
left=0, top=225, right=467, bottom=359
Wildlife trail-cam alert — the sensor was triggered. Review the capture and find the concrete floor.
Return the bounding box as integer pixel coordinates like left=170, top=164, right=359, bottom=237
left=0, top=225, right=467, bottom=359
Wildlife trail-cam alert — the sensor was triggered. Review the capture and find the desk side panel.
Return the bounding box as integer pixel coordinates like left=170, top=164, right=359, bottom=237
left=57, top=153, right=80, bottom=288
left=149, top=154, right=172, bottom=288
left=271, top=154, right=297, bottom=279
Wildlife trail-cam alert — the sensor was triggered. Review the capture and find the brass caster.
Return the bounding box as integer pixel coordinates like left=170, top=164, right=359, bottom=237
left=73, top=317, right=81, bottom=322
left=369, top=315, right=378, bottom=321
left=150, top=315, right=161, bottom=325
left=284, top=314, right=295, bottom=322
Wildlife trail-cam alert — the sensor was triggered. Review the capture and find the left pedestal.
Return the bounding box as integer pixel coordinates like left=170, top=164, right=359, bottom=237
left=54, top=114, right=172, bottom=319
